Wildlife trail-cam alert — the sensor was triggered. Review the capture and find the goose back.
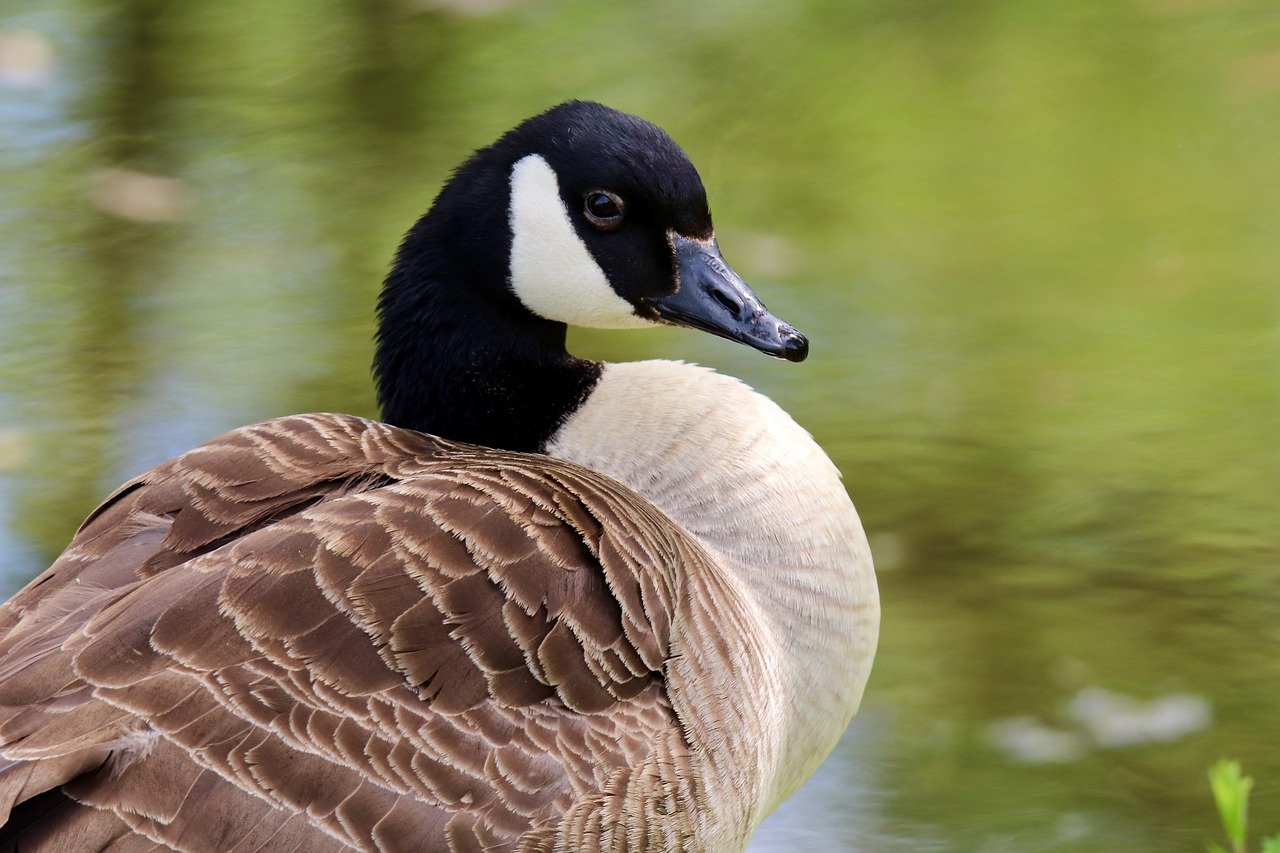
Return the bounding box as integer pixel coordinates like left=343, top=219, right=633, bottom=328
left=0, top=413, right=781, bottom=851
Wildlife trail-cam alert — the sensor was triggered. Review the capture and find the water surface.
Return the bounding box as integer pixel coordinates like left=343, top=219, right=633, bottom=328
left=2, top=2, right=1279, bottom=849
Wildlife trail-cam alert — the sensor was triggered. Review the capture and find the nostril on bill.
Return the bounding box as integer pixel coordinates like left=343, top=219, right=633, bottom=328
left=709, top=285, right=744, bottom=320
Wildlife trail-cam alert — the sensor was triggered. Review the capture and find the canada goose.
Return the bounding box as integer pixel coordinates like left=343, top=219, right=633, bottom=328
left=0, top=101, right=878, bottom=852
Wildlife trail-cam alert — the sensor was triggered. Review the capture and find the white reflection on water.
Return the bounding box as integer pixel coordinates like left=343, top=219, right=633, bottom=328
left=0, top=29, right=53, bottom=90
left=1068, top=687, right=1211, bottom=749
left=986, top=716, right=1086, bottom=765
left=987, top=687, right=1213, bottom=765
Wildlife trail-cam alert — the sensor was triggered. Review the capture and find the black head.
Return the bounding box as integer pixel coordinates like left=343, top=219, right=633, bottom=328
left=386, top=102, right=807, bottom=353
left=375, top=101, right=807, bottom=448
left=498, top=100, right=713, bottom=312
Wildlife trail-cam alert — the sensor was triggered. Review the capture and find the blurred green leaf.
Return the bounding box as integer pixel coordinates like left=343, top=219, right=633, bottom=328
left=1209, top=760, right=1252, bottom=853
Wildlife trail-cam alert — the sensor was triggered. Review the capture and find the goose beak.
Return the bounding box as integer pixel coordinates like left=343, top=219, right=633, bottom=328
left=646, top=234, right=809, bottom=363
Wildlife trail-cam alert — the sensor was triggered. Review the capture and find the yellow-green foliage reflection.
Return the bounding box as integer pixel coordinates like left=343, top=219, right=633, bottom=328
left=1, top=2, right=1278, bottom=850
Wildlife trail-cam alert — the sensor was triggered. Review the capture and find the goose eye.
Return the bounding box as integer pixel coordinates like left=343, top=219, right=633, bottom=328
left=584, top=191, right=624, bottom=230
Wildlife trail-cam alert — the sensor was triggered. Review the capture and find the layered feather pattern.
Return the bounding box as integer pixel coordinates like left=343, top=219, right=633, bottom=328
left=0, top=414, right=767, bottom=851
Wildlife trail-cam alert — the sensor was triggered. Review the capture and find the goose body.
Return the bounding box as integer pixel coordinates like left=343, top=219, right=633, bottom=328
left=0, top=103, right=878, bottom=851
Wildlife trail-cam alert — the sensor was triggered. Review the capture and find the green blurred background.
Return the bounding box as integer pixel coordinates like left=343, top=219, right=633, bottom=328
left=2, top=1, right=1278, bottom=849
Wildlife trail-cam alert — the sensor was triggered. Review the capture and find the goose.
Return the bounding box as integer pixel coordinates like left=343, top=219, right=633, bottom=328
left=0, top=101, right=879, bottom=852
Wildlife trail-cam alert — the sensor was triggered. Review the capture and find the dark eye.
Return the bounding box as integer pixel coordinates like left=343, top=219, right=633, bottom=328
left=583, top=190, right=625, bottom=230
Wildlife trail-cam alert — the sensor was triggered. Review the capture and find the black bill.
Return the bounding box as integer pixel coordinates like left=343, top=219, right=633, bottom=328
left=646, top=234, right=809, bottom=362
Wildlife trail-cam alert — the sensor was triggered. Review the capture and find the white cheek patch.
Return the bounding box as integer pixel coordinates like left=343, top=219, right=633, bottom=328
left=508, top=154, right=656, bottom=329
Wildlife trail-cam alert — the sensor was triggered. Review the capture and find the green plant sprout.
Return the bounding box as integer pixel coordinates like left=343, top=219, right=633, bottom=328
left=1209, top=759, right=1280, bottom=853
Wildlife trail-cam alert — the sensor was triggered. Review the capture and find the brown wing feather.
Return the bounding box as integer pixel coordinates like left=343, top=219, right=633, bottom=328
left=0, top=414, right=697, bottom=851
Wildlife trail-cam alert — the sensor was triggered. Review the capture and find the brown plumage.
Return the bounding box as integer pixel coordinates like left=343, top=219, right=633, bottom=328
left=0, top=414, right=763, bottom=851
left=0, top=102, right=879, bottom=851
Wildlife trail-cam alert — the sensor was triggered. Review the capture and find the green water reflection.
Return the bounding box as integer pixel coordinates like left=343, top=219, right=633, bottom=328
left=2, top=1, right=1278, bottom=850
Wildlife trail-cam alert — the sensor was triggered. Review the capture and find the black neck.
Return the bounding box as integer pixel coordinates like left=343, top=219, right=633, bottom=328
left=374, top=181, right=602, bottom=454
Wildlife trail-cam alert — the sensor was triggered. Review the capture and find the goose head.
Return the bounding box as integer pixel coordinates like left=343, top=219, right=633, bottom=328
left=500, top=101, right=808, bottom=360
left=376, top=100, right=807, bottom=448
